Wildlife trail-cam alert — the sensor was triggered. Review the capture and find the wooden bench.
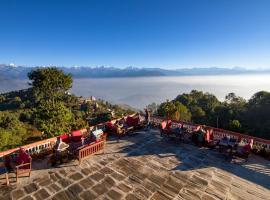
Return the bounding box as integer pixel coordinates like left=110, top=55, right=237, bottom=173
left=78, top=140, right=105, bottom=165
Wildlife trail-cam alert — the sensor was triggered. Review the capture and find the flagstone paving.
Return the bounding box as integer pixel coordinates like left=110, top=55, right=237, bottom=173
left=0, top=129, right=269, bottom=200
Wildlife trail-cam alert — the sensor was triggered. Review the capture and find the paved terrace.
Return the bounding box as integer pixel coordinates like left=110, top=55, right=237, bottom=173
left=0, top=129, right=270, bottom=200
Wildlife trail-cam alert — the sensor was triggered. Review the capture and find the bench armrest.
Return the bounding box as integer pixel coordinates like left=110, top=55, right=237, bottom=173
left=16, top=162, right=31, bottom=170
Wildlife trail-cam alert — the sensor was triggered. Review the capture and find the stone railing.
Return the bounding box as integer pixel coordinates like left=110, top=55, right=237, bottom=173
left=152, top=116, right=270, bottom=151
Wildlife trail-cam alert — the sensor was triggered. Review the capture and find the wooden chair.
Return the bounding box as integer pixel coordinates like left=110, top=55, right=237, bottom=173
left=0, top=162, right=9, bottom=185
left=15, top=157, right=32, bottom=182
left=12, top=149, right=32, bottom=182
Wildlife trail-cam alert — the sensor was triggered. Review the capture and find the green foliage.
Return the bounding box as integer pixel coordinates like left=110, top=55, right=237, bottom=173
left=28, top=67, right=72, bottom=105
left=174, top=101, right=192, bottom=121
left=228, top=120, right=242, bottom=132
left=157, top=100, right=191, bottom=121
left=158, top=90, right=270, bottom=139
left=33, top=102, right=73, bottom=137
left=146, top=102, right=158, bottom=114
left=0, top=112, right=27, bottom=150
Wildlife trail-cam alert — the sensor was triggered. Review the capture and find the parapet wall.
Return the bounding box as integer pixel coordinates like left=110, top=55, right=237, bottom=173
left=152, top=116, right=270, bottom=151
left=0, top=115, right=132, bottom=158
left=1, top=114, right=269, bottom=158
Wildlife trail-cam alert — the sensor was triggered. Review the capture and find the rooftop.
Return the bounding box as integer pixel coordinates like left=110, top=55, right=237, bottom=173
left=1, top=129, right=270, bottom=200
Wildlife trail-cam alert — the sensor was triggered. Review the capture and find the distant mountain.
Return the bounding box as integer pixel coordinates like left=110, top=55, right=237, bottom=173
left=0, top=64, right=269, bottom=79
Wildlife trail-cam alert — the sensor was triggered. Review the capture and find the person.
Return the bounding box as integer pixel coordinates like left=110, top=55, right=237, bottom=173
left=144, top=108, right=151, bottom=131
left=53, top=137, right=69, bottom=165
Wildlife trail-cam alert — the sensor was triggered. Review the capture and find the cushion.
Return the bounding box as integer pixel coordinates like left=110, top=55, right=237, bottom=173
left=71, top=130, right=83, bottom=142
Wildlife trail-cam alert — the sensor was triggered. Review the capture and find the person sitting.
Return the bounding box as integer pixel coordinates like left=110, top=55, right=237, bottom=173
left=53, top=137, right=69, bottom=165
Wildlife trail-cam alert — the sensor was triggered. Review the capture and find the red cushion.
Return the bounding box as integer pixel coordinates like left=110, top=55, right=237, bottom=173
left=167, top=120, right=172, bottom=129
left=16, top=149, right=31, bottom=165
left=71, top=130, right=83, bottom=142
left=126, top=116, right=134, bottom=127
left=60, top=133, right=70, bottom=143
left=161, top=121, right=167, bottom=129
left=106, top=122, right=115, bottom=130
left=133, top=117, right=139, bottom=126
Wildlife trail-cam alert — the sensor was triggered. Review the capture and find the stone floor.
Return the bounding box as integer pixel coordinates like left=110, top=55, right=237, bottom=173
left=0, top=129, right=270, bottom=200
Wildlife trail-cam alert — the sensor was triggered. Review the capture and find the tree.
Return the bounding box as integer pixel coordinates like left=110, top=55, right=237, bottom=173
left=28, top=67, right=72, bottom=106
left=0, top=95, right=5, bottom=103
left=33, top=101, right=73, bottom=137
left=190, top=106, right=205, bottom=123
left=228, top=119, right=242, bottom=132
left=174, top=101, right=191, bottom=121
left=147, top=102, right=158, bottom=114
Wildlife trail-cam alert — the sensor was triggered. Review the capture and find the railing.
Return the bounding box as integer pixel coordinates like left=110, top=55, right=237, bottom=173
left=0, top=114, right=135, bottom=159
left=152, top=116, right=270, bottom=150
left=78, top=140, right=105, bottom=165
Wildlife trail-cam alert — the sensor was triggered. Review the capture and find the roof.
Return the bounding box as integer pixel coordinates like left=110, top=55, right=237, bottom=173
left=0, top=129, right=269, bottom=200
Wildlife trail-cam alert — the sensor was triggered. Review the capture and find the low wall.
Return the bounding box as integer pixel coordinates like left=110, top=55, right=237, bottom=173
left=152, top=116, right=270, bottom=150
left=0, top=114, right=135, bottom=158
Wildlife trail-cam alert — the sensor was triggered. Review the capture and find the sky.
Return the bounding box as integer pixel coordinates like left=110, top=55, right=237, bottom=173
left=0, top=0, right=270, bottom=69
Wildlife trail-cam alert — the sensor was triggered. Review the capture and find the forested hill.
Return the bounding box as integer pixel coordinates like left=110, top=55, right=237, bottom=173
left=1, top=64, right=270, bottom=79
left=154, top=90, right=270, bottom=140
left=0, top=67, right=133, bottom=151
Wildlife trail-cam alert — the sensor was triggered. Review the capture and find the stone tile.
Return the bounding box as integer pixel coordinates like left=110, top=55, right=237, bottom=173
left=81, top=168, right=92, bottom=176
left=79, top=178, right=95, bottom=189
left=80, top=190, right=98, bottom=200
left=99, top=167, right=114, bottom=175
left=147, top=174, right=166, bottom=186
left=205, top=187, right=226, bottom=200
left=53, top=190, right=81, bottom=200
left=52, top=191, right=70, bottom=200
left=103, top=176, right=116, bottom=188
left=57, top=178, right=72, bottom=188
left=67, top=184, right=83, bottom=196
left=179, top=188, right=201, bottom=200
left=21, top=197, right=34, bottom=200
left=202, top=193, right=220, bottom=200
left=69, top=173, right=84, bottom=181
left=23, top=183, right=39, bottom=194
left=11, top=189, right=25, bottom=199
left=107, top=189, right=123, bottom=200
left=133, top=187, right=152, bottom=199
left=117, top=183, right=133, bottom=193
left=128, top=175, right=143, bottom=185
left=38, top=178, right=53, bottom=187
left=111, top=172, right=125, bottom=181
left=90, top=172, right=105, bottom=182
left=142, top=180, right=160, bottom=192
left=125, top=193, right=141, bottom=200
left=92, top=183, right=109, bottom=195
left=189, top=175, right=209, bottom=187
left=47, top=183, right=61, bottom=194
left=33, top=189, right=50, bottom=200
left=151, top=191, right=173, bottom=200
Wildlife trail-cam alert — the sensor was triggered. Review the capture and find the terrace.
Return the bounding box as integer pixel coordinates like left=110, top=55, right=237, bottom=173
left=0, top=128, right=269, bottom=200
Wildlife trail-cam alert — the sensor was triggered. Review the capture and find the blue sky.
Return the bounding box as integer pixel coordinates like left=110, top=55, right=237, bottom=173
left=0, top=0, right=270, bottom=69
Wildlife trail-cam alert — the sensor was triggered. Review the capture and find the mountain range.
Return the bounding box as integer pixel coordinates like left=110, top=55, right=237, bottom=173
left=0, top=64, right=269, bottom=79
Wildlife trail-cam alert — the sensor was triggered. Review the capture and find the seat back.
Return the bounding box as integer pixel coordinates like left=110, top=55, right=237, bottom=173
left=205, top=129, right=213, bottom=142
left=16, top=149, right=31, bottom=165
left=71, top=130, right=83, bottom=143
left=161, top=121, right=167, bottom=130
left=60, top=133, right=70, bottom=144
left=167, top=120, right=172, bottom=129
